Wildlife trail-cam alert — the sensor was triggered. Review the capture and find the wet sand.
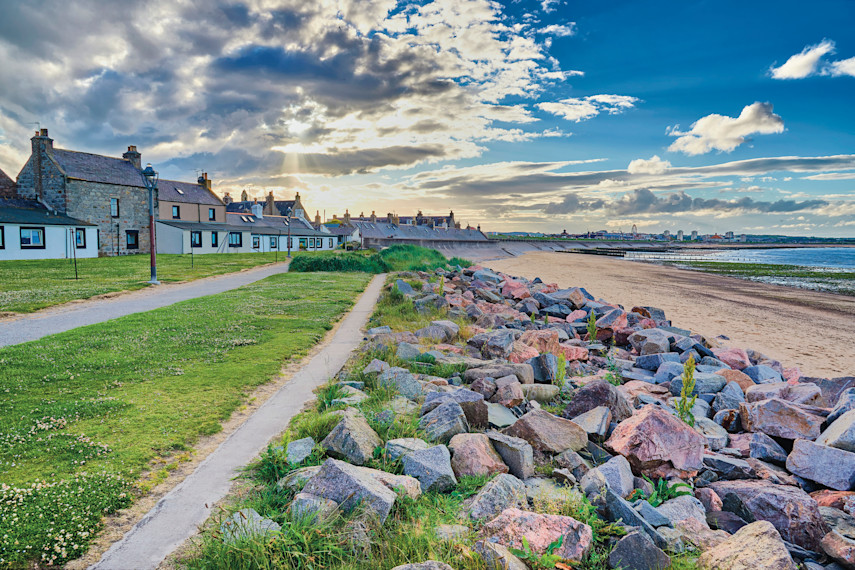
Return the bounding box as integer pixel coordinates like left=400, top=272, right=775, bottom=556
left=485, top=251, right=855, bottom=378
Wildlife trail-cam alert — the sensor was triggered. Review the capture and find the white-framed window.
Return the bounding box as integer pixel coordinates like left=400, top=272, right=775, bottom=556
left=328, top=238, right=333, bottom=248
left=269, top=237, right=277, bottom=249
left=252, top=235, right=260, bottom=249
left=20, top=227, right=45, bottom=249
left=309, top=237, right=316, bottom=248
left=75, top=228, right=86, bottom=248
left=190, top=231, right=202, bottom=248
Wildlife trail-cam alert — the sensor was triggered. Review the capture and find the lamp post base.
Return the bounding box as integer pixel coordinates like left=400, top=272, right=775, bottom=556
left=149, top=279, right=161, bottom=285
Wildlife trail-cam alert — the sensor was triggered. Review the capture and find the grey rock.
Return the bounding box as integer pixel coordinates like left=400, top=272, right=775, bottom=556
left=746, top=382, right=790, bottom=402
left=636, top=500, right=673, bottom=528
left=520, top=383, right=560, bottom=403
left=695, top=417, right=729, bottom=450
left=654, top=361, right=685, bottom=384
left=828, top=388, right=855, bottom=424
left=330, top=385, right=369, bottom=407
left=289, top=492, right=338, bottom=520
left=302, top=459, right=400, bottom=524
left=571, top=406, right=612, bottom=438
left=390, top=396, right=419, bottom=415
left=276, top=465, right=321, bottom=492
left=472, top=268, right=502, bottom=283
left=669, top=372, right=727, bottom=397
left=419, top=401, right=469, bottom=444
left=562, top=380, right=634, bottom=422
left=468, top=473, right=527, bottom=520
left=629, top=329, right=671, bottom=355
left=367, top=326, right=393, bottom=335
left=415, top=325, right=451, bottom=343
left=220, top=508, right=280, bottom=544
left=481, top=330, right=516, bottom=360
left=605, top=489, right=669, bottom=550
left=391, top=562, right=455, bottom=570
left=378, top=367, right=423, bottom=399
left=395, top=279, right=415, bottom=295
left=529, top=353, right=559, bottom=383
left=430, top=320, right=460, bottom=339
left=636, top=352, right=681, bottom=371
left=487, top=402, right=518, bottom=428
left=524, top=477, right=577, bottom=504
left=608, top=530, right=672, bottom=570
left=474, top=540, right=529, bottom=570
left=713, top=381, right=745, bottom=414
left=786, top=438, right=855, bottom=491
left=286, top=437, right=315, bottom=465
left=422, top=388, right=485, bottom=416
left=362, top=358, right=390, bottom=375
left=817, top=409, right=855, bottom=452
left=743, top=364, right=784, bottom=384
left=396, top=342, right=422, bottom=360
left=656, top=495, right=708, bottom=527
left=402, top=445, right=457, bottom=493
left=582, top=454, right=634, bottom=499
left=414, top=293, right=449, bottom=314
left=321, top=409, right=382, bottom=465
left=729, top=432, right=788, bottom=465
left=386, top=437, right=430, bottom=460
left=702, top=453, right=756, bottom=480
left=488, top=431, right=534, bottom=479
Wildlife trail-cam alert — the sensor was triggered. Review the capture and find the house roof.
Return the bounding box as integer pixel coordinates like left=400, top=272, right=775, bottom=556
left=158, top=180, right=223, bottom=206
left=226, top=200, right=297, bottom=217
left=0, top=198, right=96, bottom=226
left=158, top=217, right=327, bottom=237
left=323, top=224, right=360, bottom=236
left=352, top=220, right=487, bottom=242
left=226, top=213, right=327, bottom=236
left=0, top=167, right=14, bottom=189
left=51, top=149, right=146, bottom=188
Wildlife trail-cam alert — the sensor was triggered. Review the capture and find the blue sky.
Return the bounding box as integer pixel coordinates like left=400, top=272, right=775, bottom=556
left=0, top=0, right=853, bottom=235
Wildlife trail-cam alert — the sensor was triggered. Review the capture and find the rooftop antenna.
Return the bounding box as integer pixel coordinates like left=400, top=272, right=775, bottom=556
left=27, top=121, right=41, bottom=131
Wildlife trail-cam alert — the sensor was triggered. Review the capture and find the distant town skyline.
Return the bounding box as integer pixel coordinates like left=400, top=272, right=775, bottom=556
left=0, top=0, right=853, bottom=236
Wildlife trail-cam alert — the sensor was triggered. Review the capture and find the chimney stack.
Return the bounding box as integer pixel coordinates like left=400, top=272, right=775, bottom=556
left=196, top=172, right=212, bottom=191
left=370, top=210, right=377, bottom=223
left=223, top=192, right=233, bottom=205
left=123, top=145, right=142, bottom=169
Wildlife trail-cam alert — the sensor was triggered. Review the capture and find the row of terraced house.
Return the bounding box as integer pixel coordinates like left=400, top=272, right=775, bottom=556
left=0, top=129, right=338, bottom=260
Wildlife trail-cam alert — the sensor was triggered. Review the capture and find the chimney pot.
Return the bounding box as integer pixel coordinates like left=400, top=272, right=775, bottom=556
left=40, top=128, right=48, bottom=136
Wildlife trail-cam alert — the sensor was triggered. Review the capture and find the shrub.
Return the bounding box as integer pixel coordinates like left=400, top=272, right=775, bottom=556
left=289, top=251, right=389, bottom=273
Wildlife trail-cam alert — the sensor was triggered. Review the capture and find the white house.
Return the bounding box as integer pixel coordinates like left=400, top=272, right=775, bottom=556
left=0, top=198, right=98, bottom=261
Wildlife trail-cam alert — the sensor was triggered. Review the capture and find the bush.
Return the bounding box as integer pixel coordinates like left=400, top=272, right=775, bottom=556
left=289, top=251, right=389, bottom=273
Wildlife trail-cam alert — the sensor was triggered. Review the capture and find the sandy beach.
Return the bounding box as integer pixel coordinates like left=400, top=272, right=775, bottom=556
left=485, top=251, right=855, bottom=378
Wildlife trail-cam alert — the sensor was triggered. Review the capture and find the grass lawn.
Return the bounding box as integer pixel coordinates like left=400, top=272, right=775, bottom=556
left=0, top=252, right=287, bottom=313
left=0, top=271, right=372, bottom=566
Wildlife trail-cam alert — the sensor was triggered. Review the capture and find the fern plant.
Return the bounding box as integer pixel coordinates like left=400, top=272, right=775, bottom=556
left=509, top=536, right=565, bottom=569
left=676, top=355, right=698, bottom=427
left=629, top=476, right=693, bottom=507
left=586, top=311, right=597, bottom=341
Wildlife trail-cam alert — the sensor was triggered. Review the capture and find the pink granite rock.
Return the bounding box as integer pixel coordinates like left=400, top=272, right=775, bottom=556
left=811, top=490, right=855, bottom=515
left=558, top=344, right=589, bottom=362
left=448, top=433, right=509, bottom=478
left=481, top=508, right=593, bottom=562
left=519, top=329, right=561, bottom=354
left=695, top=488, right=723, bottom=512
left=713, top=347, right=752, bottom=370
left=508, top=342, right=539, bottom=364
left=491, top=376, right=525, bottom=408
left=504, top=409, right=587, bottom=454
left=740, top=398, right=824, bottom=440
left=566, top=310, right=588, bottom=323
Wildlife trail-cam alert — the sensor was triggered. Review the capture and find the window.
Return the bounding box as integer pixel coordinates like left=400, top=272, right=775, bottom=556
left=175, top=187, right=184, bottom=195
left=211, top=231, right=218, bottom=247
left=228, top=232, right=242, bottom=247
left=190, top=231, right=202, bottom=248
left=299, top=238, right=307, bottom=249
left=126, top=230, right=139, bottom=249
left=20, top=227, right=45, bottom=249
left=269, top=237, right=277, bottom=249
left=208, top=208, right=216, bottom=221
left=110, top=198, right=119, bottom=217
left=75, top=228, right=86, bottom=248
left=252, top=235, right=260, bottom=249
left=328, top=238, right=333, bottom=249
left=172, top=205, right=180, bottom=219
left=0, top=226, right=4, bottom=249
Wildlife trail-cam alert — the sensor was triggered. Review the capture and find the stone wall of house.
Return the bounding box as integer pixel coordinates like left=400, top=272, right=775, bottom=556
left=15, top=153, right=68, bottom=212
left=66, top=181, right=153, bottom=256
left=0, top=168, right=16, bottom=198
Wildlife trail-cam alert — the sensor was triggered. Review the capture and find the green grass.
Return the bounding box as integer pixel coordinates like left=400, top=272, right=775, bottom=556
left=290, top=245, right=472, bottom=275
left=0, top=272, right=371, bottom=566
left=0, top=252, right=287, bottom=313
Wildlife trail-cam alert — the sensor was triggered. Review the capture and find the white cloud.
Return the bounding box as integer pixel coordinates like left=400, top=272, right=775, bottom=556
left=540, top=24, right=575, bottom=37
left=770, top=40, right=835, bottom=79
left=802, top=171, right=855, bottom=181
left=541, top=0, right=560, bottom=14
left=627, top=155, right=671, bottom=175
left=830, top=56, right=855, bottom=77
left=667, top=102, right=784, bottom=156
left=537, top=94, right=639, bottom=122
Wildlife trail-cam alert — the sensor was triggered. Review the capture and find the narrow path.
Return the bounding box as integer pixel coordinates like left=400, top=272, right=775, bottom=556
left=0, top=261, right=291, bottom=347
left=91, top=273, right=386, bottom=570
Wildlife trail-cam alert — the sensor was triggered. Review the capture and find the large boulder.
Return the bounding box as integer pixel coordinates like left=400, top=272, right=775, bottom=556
left=743, top=364, right=783, bottom=384
left=448, top=433, right=509, bottom=478
left=712, top=347, right=752, bottom=371
left=385, top=438, right=430, bottom=460
left=419, top=401, right=469, bottom=444
left=739, top=398, right=824, bottom=440
left=670, top=372, right=727, bottom=397
left=220, top=508, right=281, bottom=544
left=468, top=473, right=528, bottom=520
left=490, top=375, right=525, bottom=408
left=562, top=380, right=634, bottom=422
left=402, top=445, right=457, bottom=493
left=378, top=367, right=423, bottom=399
left=504, top=409, right=588, bottom=454
left=697, top=520, right=797, bottom=570
left=785, top=438, right=855, bottom=491
left=580, top=454, right=634, bottom=499
left=518, top=329, right=561, bottom=354
left=422, top=389, right=487, bottom=428
left=629, top=329, right=671, bottom=355
left=570, top=406, right=612, bottom=438
left=655, top=495, right=708, bottom=527
left=608, top=530, right=672, bottom=570
left=286, top=437, right=315, bottom=465
left=605, top=404, right=706, bottom=478
left=321, top=408, right=382, bottom=465
left=709, top=480, right=829, bottom=551
left=817, top=408, right=855, bottom=452
left=480, top=508, right=594, bottom=562
left=487, top=432, right=535, bottom=480
left=727, top=432, right=788, bottom=465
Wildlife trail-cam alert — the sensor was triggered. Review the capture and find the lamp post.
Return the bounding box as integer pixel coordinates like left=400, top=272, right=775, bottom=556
left=287, top=218, right=292, bottom=258
left=141, top=163, right=160, bottom=284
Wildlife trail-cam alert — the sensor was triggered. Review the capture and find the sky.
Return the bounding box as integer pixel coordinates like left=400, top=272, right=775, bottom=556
left=0, top=0, right=854, bottom=236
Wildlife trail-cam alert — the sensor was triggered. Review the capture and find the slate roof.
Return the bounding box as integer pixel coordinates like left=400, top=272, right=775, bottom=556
left=158, top=180, right=223, bottom=206
left=226, top=200, right=296, bottom=216
left=0, top=198, right=95, bottom=226
left=353, top=220, right=487, bottom=242
left=51, top=149, right=146, bottom=188
left=323, top=224, right=360, bottom=236
left=225, top=213, right=328, bottom=236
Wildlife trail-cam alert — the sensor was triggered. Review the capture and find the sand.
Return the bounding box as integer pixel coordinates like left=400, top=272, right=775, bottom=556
left=485, top=251, right=855, bottom=378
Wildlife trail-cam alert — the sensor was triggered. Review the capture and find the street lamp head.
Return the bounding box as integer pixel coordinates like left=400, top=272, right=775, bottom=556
left=142, top=163, right=158, bottom=187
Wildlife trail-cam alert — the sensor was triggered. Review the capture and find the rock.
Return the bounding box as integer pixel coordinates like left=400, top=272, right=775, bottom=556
left=378, top=367, right=423, bottom=399
left=817, top=409, right=855, bottom=453
left=470, top=377, right=497, bottom=400
left=710, top=480, right=829, bottom=550
left=728, top=432, right=788, bottom=465
left=488, top=432, right=535, bottom=479
left=713, top=408, right=741, bottom=432
left=529, top=353, right=559, bottom=383
left=480, top=508, right=594, bottom=562
left=276, top=465, right=321, bottom=492
left=671, top=517, right=730, bottom=551
left=712, top=381, right=745, bottom=414
left=744, top=458, right=799, bottom=486
left=822, top=530, right=855, bottom=569
left=491, top=375, right=525, bottom=407
left=806, top=376, right=855, bottom=408
left=787, top=383, right=822, bottom=405
left=396, top=342, right=422, bottom=360
left=696, top=487, right=723, bottom=512
left=570, top=406, right=612, bottom=438
left=423, top=389, right=487, bottom=428
left=504, top=409, right=588, bottom=454
left=656, top=495, right=709, bottom=527
left=629, top=329, right=671, bottom=355
left=419, top=402, right=469, bottom=444
left=363, top=358, right=390, bottom=375
left=367, top=325, right=393, bottom=335
left=474, top=540, right=529, bottom=570
left=286, top=437, right=315, bottom=464
left=302, top=459, right=404, bottom=524
left=786, top=439, right=855, bottom=491
left=604, top=489, right=668, bottom=550
left=636, top=352, right=681, bottom=371
left=518, top=328, right=561, bottom=354
left=702, top=453, right=755, bottom=480
left=480, top=330, right=516, bottom=359
left=448, top=433, right=509, bottom=478
left=605, top=404, right=706, bottom=478
left=487, top=402, right=518, bottom=428
left=473, top=268, right=502, bottom=283
left=395, top=279, right=415, bottom=295
left=695, top=417, right=729, bottom=450
left=464, top=363, right=535, bottom=385
left=829, top=388, right=855, bottom=424
left=562, top=380, right=634, bottom=422
left=391, top=396, right=419, bottom=415
left=220, top=508, right=281, bottom=544
left=581, top=454, right=634, bottom=499
left=740, top=398, right=824, bottom=440
left=716, top=368, right=756, bottom=392
left=330, top=385, right=369, bottom=407
left=712, top=347, right=752, bottom=371
left=391, top=562, right=455, bottom=570
left=385, top=438, right=430, bottom=460
left=402, top=445, right=457, bottom=493
left=811, top=490, right=855, bottom=515
left=706, top=510, right=748, bottom=534
left=745, top=382, right=789, bottom=402
left=430, top=319, right=460, bottom=339
left=743, top=364, right=783, bottom=384
left=636, top=499, right=673, bottom=528
left=670, top=372, right=727, bottom=397
left=520, top=383, right=560, bottom=403
left=608, top=530, right=672, bottom=570
left=414, top=293, right=449, bottom=314
left=289, top=492, right=338, bottom=520
left=435, top=523, right=469, bottom=541
left=321, top=408, right=382, bottom=465
left=468, top=473, right=527, bottom=520
left=697, top=520, right=797, bottom=570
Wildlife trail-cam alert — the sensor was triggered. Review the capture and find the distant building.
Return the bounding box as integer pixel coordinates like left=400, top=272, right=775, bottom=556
left=725, top=231, right=734, bottom=239
left=663, top=230, right=671, bottom=240
left=0, top=167, right=16, bottom=198
left=224, top=191, right=310, bottom=224
left=676, top=230, right=684, bottom=241
left=691, top=230, right=698, bottom=241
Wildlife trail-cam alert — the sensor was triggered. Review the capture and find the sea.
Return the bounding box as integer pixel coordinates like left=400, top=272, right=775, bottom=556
left=703, top=247, right=855, bottom=269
